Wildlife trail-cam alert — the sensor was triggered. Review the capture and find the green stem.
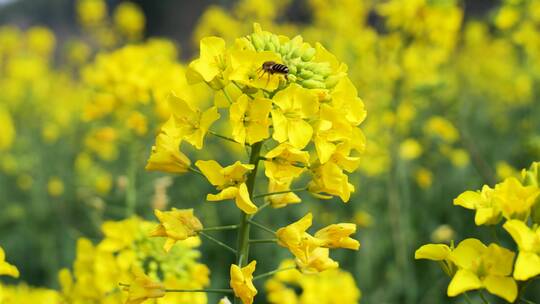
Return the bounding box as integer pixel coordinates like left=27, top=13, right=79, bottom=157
left=249, top=238, right=277, bottom=244
left=479, top=291, right=490, bottom=304
left=463, top=292, right=474, bottom=304
left=201, top=225, right=238, bottom=232
left=247, top=219, right=276, bottom=236
left=189, top=166, right=206, bottom=178
left=234, top=141, right=262, bottom=304
left=222, top=88, right=233, bottom=104
left=253, top=201, right=271, bottom=215
left=253, top=187, right=307, bottom=199
left=208, top=130, right=243, bottom=145
left=166, top=288, right=233, bottom=294
left=253, top=266, right=296, bottom=281
left=199, top=231, right=237, bottom=254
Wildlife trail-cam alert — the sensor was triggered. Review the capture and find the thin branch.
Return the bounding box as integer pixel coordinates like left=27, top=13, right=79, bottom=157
left=247, top=220, right=277, bottom=236
left=201, top=225, right=238, bottom=232
left=208, top=130, right=243, bottom=145
left=253, top=266, right=297, bottom=281
left=199, top=231, right=237, bottom=254
left=248, top=238, right=277, bottom=244
left=253, top=187, right=307, bottom=199
left=166, top=288, right=233, bottom=294
left=189, top=167, right=206, bottom=178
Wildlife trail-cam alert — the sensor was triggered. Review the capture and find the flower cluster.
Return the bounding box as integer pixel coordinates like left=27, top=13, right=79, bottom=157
left=143, top=23, right=364, bottom=304
left=416, top=161, right=540, bottom=302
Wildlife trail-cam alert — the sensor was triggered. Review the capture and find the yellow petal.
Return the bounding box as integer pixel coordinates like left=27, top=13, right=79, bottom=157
left=449, top=238, right=486, bottom=269
left=287, top=119, right=313, bottom=149
left=196, top=160, right=226, bottom=186
left=503, top=219, right=538, bottom=251
left=513, top=252, right=540, bottom=281
left=447, top=269, right=482, bottom=297
left=236, top=183, right=258, bottom=214
left=483, top=275, right=517, bottom=302
left=453, top=191, right=481, bottom=209
left=207, top=187, right=238, bottom=201
left=414, top=244, right=451, bottom=261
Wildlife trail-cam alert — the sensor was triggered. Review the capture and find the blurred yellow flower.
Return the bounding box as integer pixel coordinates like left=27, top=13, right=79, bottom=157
left=47, top=177, right=65, bottom=197
left=399, top=138, right=422, bottom=160
left=77, top=0, right=107, bottom=27
left=295, top=247, right=339, bottom=274
left=230, top=261, right=257, bottom=304
left=415, top=168, right=433, bottom=189
left=150, top=208, right=203, bottom=252
left=424, top=116, right=459, bottom=144
left=430, top=224, right=455, bottom=243
left=0, top=246, right=19, bottom=278
left=0, top=107, right=15, bottom=151
left=114, top=2, right=145, bottom=39
left=146, top=118, right=191, bottom=174
left=315, top=223, right=360, bottom=250
left=123, top=267, right=166, bottom=304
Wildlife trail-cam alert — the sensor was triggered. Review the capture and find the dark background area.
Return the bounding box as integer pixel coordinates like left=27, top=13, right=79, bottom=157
left=0, top=0, right=498, bottom=59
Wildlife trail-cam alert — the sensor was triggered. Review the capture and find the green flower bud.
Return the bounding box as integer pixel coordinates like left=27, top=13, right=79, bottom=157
left=301, top=79, right=326, bottom=89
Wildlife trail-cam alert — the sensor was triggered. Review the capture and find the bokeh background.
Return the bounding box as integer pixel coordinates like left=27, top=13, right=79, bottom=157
left=1, top=0, right=540, bottom=303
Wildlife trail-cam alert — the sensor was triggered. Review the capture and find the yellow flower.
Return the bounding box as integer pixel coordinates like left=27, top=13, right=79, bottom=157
left=126, top=111, right=148, bottom=136
left=295, top=247, right=339, bottom=274
left=76, top=0, right=106, bottom=27
left=230, top=261, right=257, bottom=304
left=276, top=213, right=322, bottom=260
left=0, top=246, right=19, bottom=278
left=188, top=36, right=229, bottom=88
left=423, top=116, right=459, bottom=143
left=114, top=2, right=145, bottom=39
left=503, top=220, right=540, bottom=280
left=229, top=49, right=282, bottom=91
left=196, top=160, right=258, bottom=214
left=493, top=177, right=540, bottom=221
left=415, top=243, right=452, bottom=261
left=150, top=208, right=203, bottom=252
left=399, top=138, right=422, bottom=160
left=266, top=178, right=302, bottom=208
left=230, top=94, right=272, bottom=145
left=315, top=223, right=360, bottom=250
left=447, top=239, right=517, bottom=302
left=329, top=77, right=367, bottom=126
left=453, top=185, right=501, bottom=225
left=308, top=161, right=355, bottom=202
left=415, top=243, right=455, bottom=276
left=271, top=84, right=318, bottom=149
left=264, top=143, right=310, bottom=182
left=169, top=92, right=220, bottom=149
left=47, top=177, right=64, bottom=197
left=123, top=267, right=166, bottom=304
left=415, top=168, right=433, bottom=189
left=145, top=118, right=191, bottom=174
left=0, top=106, right=15, bottom=151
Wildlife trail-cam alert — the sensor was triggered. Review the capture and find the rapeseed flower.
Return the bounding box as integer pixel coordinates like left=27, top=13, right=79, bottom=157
left=150, top=208, right=203, bottom=252
left=196, top=160, right=257, bottom=214
left=123, top=267, right=166, bottom=304
left=230, top=261, right=257, bottom=304
left=145, top=118, right=191, bottom=174
left=503, top=220, right=540, bottom=280
left=230, top=95, right=272, bottom=145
